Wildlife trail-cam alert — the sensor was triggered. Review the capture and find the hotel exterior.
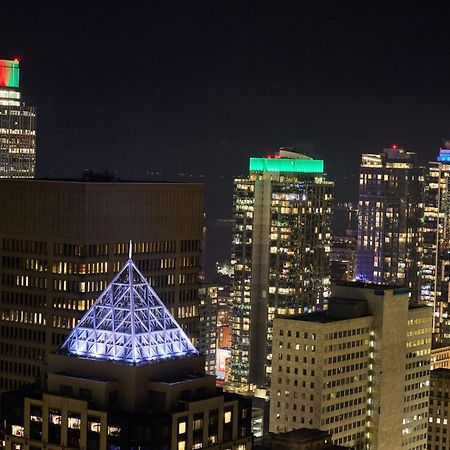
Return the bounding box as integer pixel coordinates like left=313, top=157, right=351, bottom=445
left=0, top=59, right=36, bottom=178
left=270, top=282, right=432, bottom=450
left=228, top=149, right=333, bottom=391
left=0, top=258, right=252, bottom=450
left=0, top=179, right=203, bottom=392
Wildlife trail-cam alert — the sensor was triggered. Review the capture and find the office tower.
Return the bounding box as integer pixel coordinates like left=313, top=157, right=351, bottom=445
left=229, top=149, right=333, bottom=391
left=198, top=283, right=218, bottom=375
left=0, top=258, right=252, bottom=450
left=0, top=179, right=203, bottom=392
left=422, top=147, right=450, bottom=343
left=270, top=282, right=432, bottom=450
left=428, top=369, right=450, bottom=450
left=356, top=146, right=424, bottom=299
left=0, top=59, right=36, bottom=178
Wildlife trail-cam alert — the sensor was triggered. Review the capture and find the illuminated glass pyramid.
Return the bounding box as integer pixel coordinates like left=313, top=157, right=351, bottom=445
left=60, top=257, right=198, bottom=364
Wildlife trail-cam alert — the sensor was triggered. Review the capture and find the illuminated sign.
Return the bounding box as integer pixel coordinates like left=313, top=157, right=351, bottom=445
left=0, top=59, right=19, bottom=88
left=250, top=157, right=324, bottom=173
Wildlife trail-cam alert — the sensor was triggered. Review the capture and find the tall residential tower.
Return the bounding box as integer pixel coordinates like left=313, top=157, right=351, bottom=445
left=0, top=59, right=36, bottom=177
left=422, top=146, right=450, bottom=343
left=356, top=146, right=423, bottom=299
left=228, top=150, right=333, bottom=391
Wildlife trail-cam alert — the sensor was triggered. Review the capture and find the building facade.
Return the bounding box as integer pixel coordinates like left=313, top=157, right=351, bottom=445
left=0, top=179, right=203, bottom=392
left=422, top=147, right=450, bottom=343
left=428, top=368, right=450, bottom=450
left=198, top=283, right=218, bottom=375
left=356, top=147, right=424, bottom=300
left=270, top=282, right=432, bottom=450
left=0, top=258, right=252, bottom=450
left=229, top=150, right=333, bottom=391
left=0, top=59, right=36, bottom=178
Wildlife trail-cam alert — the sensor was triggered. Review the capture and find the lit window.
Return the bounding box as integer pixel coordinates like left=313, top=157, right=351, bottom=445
left=194, top=418, right=203, bottom=430
left=178, top=441, right=186, bottom=450
left=12, top=425, right=24, bottom=437
left=224, top=411, right=232, bottom=423
left=108, top=426, right=121, bottom=436
left=178, top=421, right=187, bottom=434
left=68, top=417, right=81, bottom=429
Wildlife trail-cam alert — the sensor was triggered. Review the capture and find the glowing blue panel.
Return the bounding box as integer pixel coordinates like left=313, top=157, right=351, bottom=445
left=60, top=258, right=198, bottom=364
left=438, top=149, right=450, bottom=162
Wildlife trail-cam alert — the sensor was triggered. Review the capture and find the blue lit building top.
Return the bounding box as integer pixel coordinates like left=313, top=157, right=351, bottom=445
left=59, top=258, right=198, bottom=365
left=438, top=148, right=450, bottom=163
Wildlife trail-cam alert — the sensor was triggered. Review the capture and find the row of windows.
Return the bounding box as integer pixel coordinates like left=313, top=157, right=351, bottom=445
left=0, top=325, right=45, bottom=342
left=0, top=342, right=45, bottom=360
left=323, top=397, right=366, bottom=413
left=325, top=362, right=368, bottom=377
left=325, top=328, right=370, bottom=340
left=1, top=309, right=45, bottom=325
left=53, top=243, right=109, bottom=257
left=2, top=256, right=47, bottom=272
left=0, top=359, right=39, bottom=377
left=2, top=274, right=47, bottom=289
left=323, top=373, right=367, bottom=389
left=52, top=261, right=108, bottom=275
left=326, top=350, right=368, bottom=364
left=1, top=291, right=46, bottom=307
left=3, top=239, right=46, bottom=254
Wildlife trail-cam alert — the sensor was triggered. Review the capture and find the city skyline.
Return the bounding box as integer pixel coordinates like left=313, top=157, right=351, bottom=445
left=3, top=2, right=450, bottom=220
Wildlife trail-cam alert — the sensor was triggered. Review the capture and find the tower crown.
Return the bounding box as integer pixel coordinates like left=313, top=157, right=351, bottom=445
left=60, top=257, right=198, bottom=364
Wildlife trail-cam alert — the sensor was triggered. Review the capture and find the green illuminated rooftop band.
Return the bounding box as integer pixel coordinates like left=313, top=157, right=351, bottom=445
left=0, top=59, right=20, bottom=88
left=250, top=158, right=324, bottom=173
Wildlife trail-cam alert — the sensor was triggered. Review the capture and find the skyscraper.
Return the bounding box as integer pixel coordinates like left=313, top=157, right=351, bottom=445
left=0, top=59, right=36, bottom=178
left=356, top=146, right=424, bottom=299
left=228, top=150, right=333, bottom=391
left=270, top=282, right=432, bottom=450
left=0, top=179, right=203, bottom=392
left=422, top=146, right=450, bottom=343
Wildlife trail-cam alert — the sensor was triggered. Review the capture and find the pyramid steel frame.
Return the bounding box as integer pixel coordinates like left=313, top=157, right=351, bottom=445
left=60, top=258, right=198, bottom=364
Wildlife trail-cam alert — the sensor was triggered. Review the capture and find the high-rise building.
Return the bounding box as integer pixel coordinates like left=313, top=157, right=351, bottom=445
left=270, top=282, right=432, bottom=450
left=0, top=59, right=36, bottom=178
left=0, top=179, right=203, bottom=392
left=198, top=283, right=218, bottom=375
left=356, top=146, right=424, bottom=300
left=0, top=258, right=252, bottom=450
left=229, top=150, right=333, bottom=391
left=428, top=368, right=450, bottom=450
left=422, top=147, right=450, bottom=343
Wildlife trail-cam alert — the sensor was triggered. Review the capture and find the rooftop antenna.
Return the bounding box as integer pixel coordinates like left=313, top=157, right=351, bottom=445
left=129, top=240, right=132, bottom=259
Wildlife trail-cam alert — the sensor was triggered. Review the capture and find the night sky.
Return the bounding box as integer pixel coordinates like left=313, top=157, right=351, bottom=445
left=3, top=1, right=450, bottom=220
